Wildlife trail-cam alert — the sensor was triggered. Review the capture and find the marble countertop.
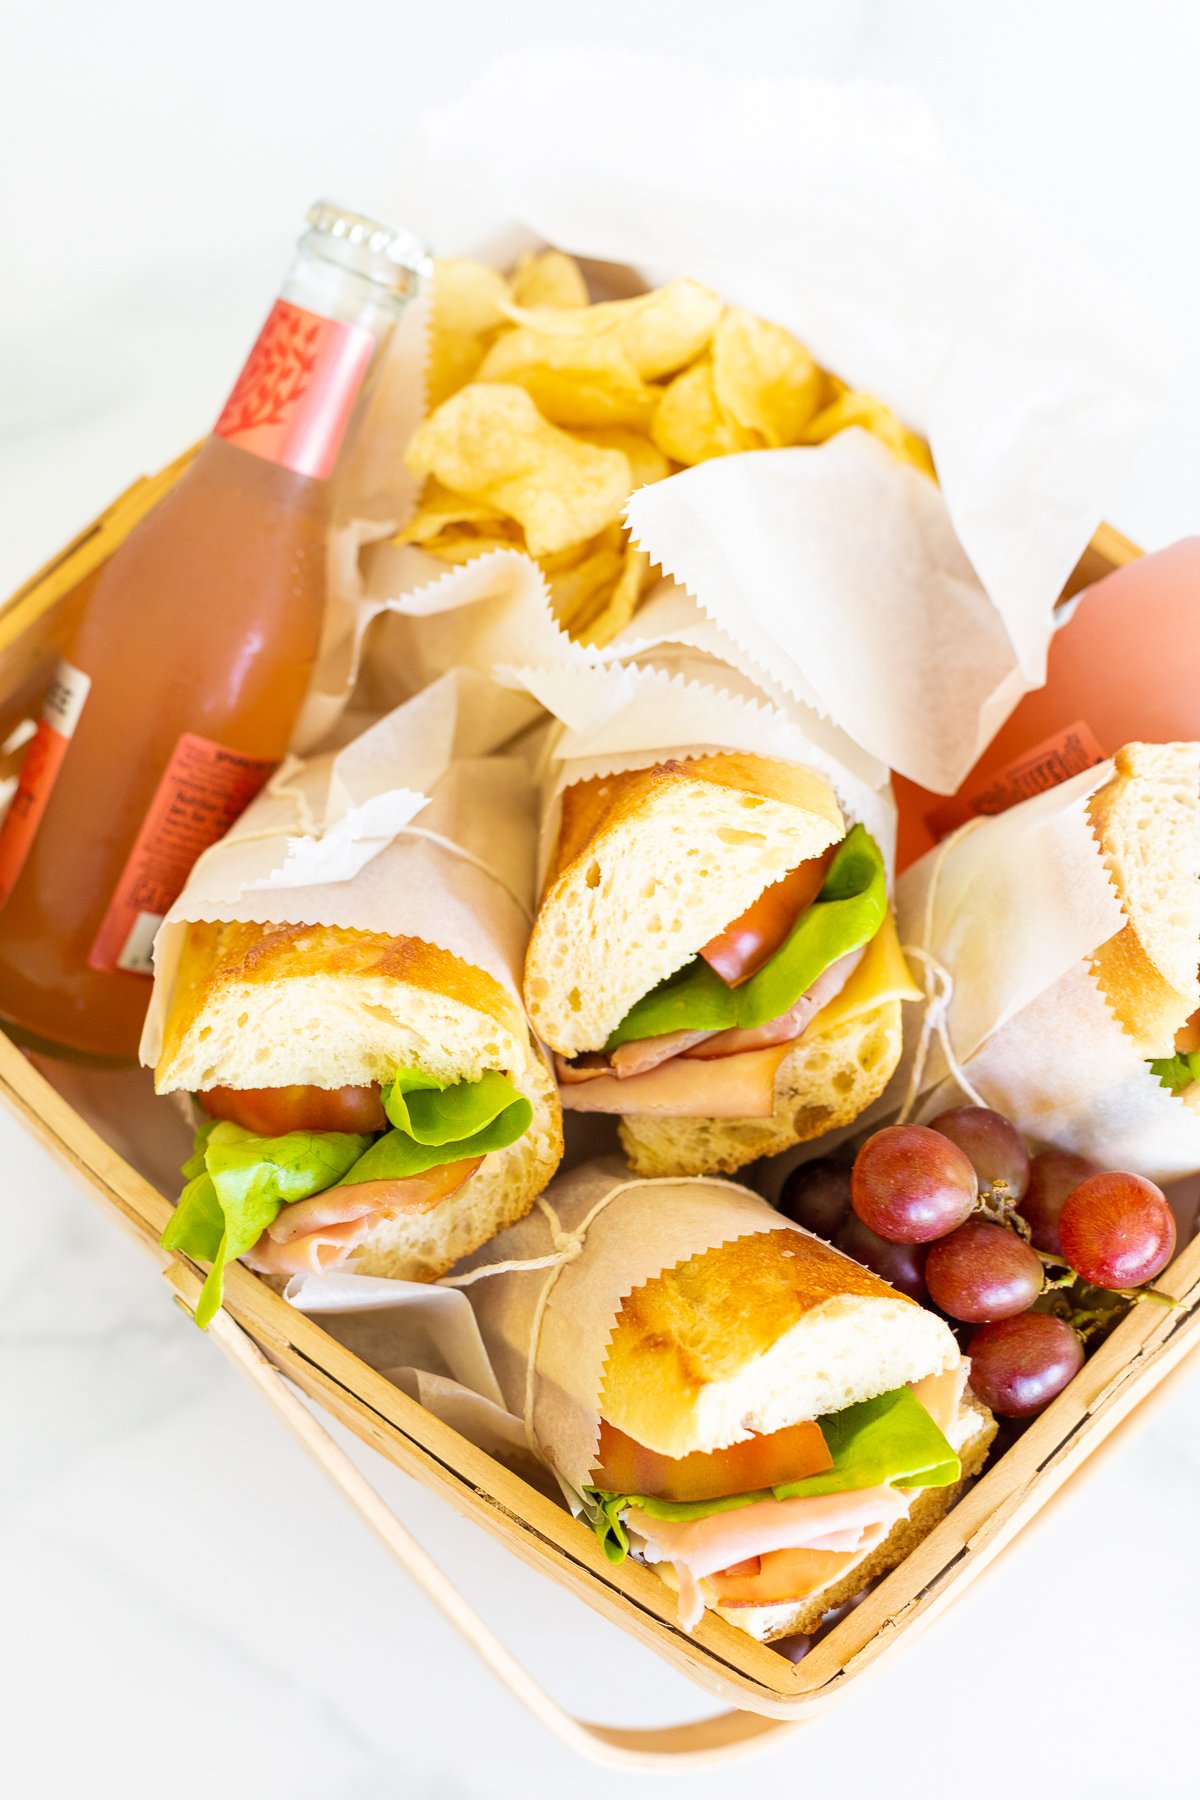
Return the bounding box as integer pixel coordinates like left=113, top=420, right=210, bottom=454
left=3, top=6, right=1200, bottom=1796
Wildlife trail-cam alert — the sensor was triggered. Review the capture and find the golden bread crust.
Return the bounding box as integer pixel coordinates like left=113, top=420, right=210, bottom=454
left=601, top=1226, right=913, bottom=1420
left=1087, top=741, right=1200, bottom=1056
left=547, top=752, right=844, bottom=889
left=158, top=919, right=523, bottom=1085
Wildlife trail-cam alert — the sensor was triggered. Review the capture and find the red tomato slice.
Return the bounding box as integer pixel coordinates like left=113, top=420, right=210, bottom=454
left=198, top=1083, right=388, bottom=1136
left=709, top=1545, right=859, bottom=1608
left=592, top=1417, right=832, bottom=1502
left=699, top=848, right=835, bottom=987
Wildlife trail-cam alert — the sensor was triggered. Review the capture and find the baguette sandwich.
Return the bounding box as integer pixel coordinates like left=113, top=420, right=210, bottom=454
left=1088, top=741, right=1200, bottom=1103
left=587, top=1225, right=995, bottom=1639
left=154, top=919, right=562, bottom=1325
left=524, top=752, right=918, bottom=1175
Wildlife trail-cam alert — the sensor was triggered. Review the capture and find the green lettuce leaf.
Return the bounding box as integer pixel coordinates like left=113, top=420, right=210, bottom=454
left=381, top=1067, right=529, bottom=1144
left=584, top=1384, right=960, bottom=1562
left=161, top=1122, right=371, bottom=1328
left=773, top=1386, right=960, bottom=1499
left=341, top=1069, right=532, bottom=1185
left=1149, top=1052, right=1200, bottom=1095
left=160, top=1070, right=533, bottom=1325
left=605, top=824, right=886, bottom=1049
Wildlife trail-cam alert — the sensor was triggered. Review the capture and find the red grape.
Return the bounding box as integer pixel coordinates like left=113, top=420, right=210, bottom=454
left=834, top=1212, right=928, bottom=1301
left=929, top=1106, right=1031, bottom=1202
left=924, top=1219, right=1044, bottom=1322
left=1058, top=1173, right=1176, bottom=1289
left=778, top=1158, right=851, bottom=1239
left=1018, top=1150, right=1101, bottom=1255
left=967, top=1314, right=1084, bottom=1417
left=851, top=1125, right=977, bottom=1244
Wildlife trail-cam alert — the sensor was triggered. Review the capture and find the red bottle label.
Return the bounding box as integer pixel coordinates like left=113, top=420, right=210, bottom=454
left=88, top=733, right=274, bottom=977
left=925, top=719, right=1108, bottom=840
left=213, top=299, right=375, bottom=479
left=0, top=661, right=92, bottom=911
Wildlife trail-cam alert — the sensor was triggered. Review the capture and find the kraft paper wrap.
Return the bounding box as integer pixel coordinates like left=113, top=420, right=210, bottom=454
left=293, top=1158, right=797, bottom=1495
left=141, top=660, right=543, bottom=1067
left=893, top=764, right=1200, bottom=1185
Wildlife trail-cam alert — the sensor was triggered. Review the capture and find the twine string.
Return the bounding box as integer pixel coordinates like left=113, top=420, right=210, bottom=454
left=896, top=814, right=990, bottom=1124
left=438, top=1175, right=757, bottom=1462
left=175, top=788, right=533, bottom=925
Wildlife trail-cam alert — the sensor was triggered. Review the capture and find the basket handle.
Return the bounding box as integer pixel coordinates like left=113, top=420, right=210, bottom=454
left=190, top=1292, right=804, bottom=1771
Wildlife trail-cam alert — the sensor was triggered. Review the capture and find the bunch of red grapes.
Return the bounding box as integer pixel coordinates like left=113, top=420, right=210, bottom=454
left=778, top=1107, right=1177, bottom=1419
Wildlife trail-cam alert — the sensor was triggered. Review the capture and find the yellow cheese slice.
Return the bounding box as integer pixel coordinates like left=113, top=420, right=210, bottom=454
left=809, top=910, right=922, bottom=1038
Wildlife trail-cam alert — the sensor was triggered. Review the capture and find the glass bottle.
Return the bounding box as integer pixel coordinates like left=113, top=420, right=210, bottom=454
left=0, top=201, right=429, bottom=1060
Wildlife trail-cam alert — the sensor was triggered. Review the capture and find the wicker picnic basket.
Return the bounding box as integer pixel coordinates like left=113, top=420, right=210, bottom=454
left=2, top=477, right=1197, bottom=1770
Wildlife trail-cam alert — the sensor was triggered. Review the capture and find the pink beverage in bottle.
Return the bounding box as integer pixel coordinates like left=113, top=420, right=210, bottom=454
left=0, top=202, right=429, bottom=1059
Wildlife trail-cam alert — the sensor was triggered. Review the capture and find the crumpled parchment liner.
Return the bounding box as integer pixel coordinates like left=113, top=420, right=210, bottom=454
left=291, top=1158, right=797, bottom=1497
left=142, top=665, right=540, bottom=1066
left=893, top=764, right=1200, bottom=1183
left=391, top=51, right=1166, bottom=790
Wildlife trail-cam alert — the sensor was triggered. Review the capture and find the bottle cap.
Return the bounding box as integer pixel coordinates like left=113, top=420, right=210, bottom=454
left=303, top=200, right=432, bottom=294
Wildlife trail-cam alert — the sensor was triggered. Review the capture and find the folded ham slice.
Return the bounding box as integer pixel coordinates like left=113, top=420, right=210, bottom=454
left=560, top=1042, right=793, bottom=1118
left=627, top=1486, right=910, bottom=1631
left=556, top=948, right=865, bottom=1110
left=684, top=949, right=863, bottom=1059
left=244, top=1213, right=382, bottom=1277
left=241, top=1156, right=483, bottom=1277
left=609, top=1029, right=716, bottom=1078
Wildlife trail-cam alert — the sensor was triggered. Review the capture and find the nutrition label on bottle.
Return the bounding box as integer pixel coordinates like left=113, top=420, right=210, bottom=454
left=0, top=660, right=92, bottom=911
left=88, top=733, right=274, bottom=976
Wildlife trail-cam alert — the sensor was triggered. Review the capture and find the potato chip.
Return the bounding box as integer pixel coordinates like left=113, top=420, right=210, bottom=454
left=405, top=384, right=633, bottom=558
left=427, top=259, right=512, bottom=408
left=476, top=327, right=655, bottom=429
left=712, top=307, right=825, bottom=447
left=427, top=333, right=488, bottom=410
left=578, top=545, right=652, bottom=647
left=432, top=259, right=510, bottom=336
left=416, top=526, right=525, bottom=565
left=398, top=478, right=511, bottom=546
left=501, top=278, right=722, bottom=380
left=541, top=527, right=628, bottom=630
left=572, top=426, right=672, bottom=489
left=804, top=390, right=935, bottom=477
left=509, top=248, right=589, bottom=310
left=651, top=357, right=757, bottom=465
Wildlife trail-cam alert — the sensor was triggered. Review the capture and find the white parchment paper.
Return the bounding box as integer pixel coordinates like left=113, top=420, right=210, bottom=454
left=142, top=663, right=541, bottom=1065
left=894, top=767, right=1200, bottom=1184
left=488, top=559, right=898, bottom=885
left=388, top=52, right=1165, bottom=792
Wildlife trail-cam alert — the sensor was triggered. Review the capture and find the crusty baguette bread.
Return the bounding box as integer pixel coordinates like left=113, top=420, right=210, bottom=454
left=155, top=919, right=563, bottom=1283
left=619, top=995, right=903, bottom=1176
left=525, top=753, right=845, bottom=1058
left=600, top=1225, right=960, bottom=1459
left=1088, top=741, right=1200, bottom=1058
left=708, top=1399, right=996, bottom=1642
left=157, top=921, right=529, bottom=1093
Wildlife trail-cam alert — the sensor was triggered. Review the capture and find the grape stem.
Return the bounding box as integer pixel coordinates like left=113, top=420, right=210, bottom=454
left=1120, top=1285, right=1182, bottom=1310
left=972, top=1181, right=1031, bottom=1239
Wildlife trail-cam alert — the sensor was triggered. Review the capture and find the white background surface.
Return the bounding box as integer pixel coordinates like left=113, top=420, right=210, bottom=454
left=2, top=5, right=1200, bottom=1796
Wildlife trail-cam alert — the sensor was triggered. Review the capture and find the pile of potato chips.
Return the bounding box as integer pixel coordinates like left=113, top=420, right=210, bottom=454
left=401, top=249, right=933, bottom=646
